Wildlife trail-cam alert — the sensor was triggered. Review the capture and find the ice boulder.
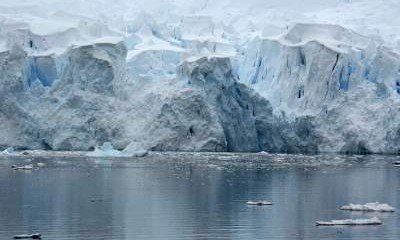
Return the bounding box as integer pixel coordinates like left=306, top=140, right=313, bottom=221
left=87, top=142, right=125, bottom=157
left=122, top=142, right=148, bottom=157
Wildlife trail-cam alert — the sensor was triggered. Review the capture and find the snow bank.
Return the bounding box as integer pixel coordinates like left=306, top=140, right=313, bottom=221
left=340, top=202, right=395, bottom=212
left=316, top=217, right=382, bottom=226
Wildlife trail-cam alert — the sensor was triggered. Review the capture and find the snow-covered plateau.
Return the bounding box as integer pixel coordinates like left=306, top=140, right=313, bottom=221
left=0, top=0, right=400, bottom=154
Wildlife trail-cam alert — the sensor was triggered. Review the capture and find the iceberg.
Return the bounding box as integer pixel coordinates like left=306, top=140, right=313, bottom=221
left=340, top=202, right=395, bottom=212
left=316, top=217, right=382, bottom=226
left=87, top=142, right=127, bottom=157
left=122, top=142, right=148, bottom=157
left=87, top=142, right=148, bottom=157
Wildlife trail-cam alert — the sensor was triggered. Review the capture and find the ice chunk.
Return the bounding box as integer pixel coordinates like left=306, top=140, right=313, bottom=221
left=392, top=161, right=400, bottom=166
left=87, top=142, right=148, bottom=157
left=13, top=233, right=41, bottom=239
left=246, top=201, right=273, bottom=206
left=11, top=164, right=34, bottom=170
left=316, top=217, right=382, bottom=226
left=340, top=202, right=395, bottom=212
left=258, top=151, right=269, bottom=155
left=122, top=142, right=148, bottom=157
left=86, top=142, right=126, bottom=157
left=1, top=147, right=16, bottom=155
left=36, top=162, right=46, bottom=167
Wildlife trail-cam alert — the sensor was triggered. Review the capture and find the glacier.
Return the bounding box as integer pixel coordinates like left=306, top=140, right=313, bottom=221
left=0, top=0, right=400, bottom=154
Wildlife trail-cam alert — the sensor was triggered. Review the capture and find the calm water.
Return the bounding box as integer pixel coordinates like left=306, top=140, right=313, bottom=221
left=0, top=152, right=400, bottom=240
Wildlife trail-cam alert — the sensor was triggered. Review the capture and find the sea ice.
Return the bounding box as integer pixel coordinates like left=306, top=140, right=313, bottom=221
left=11, top=165, right=34, bottom=170
left=316, top=217, right=382, bottom=226
left=246, top=201, right=273, bottom=206
left=340, top=202, right=395, bottom=212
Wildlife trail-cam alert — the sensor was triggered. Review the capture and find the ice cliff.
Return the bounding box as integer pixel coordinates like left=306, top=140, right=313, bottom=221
left=238, top=23, right=400, bottom=154
left=1, top=0, right=400, bottom=154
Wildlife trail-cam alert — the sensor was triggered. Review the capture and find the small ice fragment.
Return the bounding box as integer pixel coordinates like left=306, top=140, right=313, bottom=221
left=37, top=163, right=46, bottom=167
left=393, top=161, right=400, bottom=167
left=316, top=217, right=382, bottom=226
left=13, top=233, right=41, bottom=239
left=1, top=147, right=16, bottom=155
left=11, top=164, right=34, bottom=170
left=340, top=202, right=395, bottom=212
left=246, top=201, right=273, bottom=206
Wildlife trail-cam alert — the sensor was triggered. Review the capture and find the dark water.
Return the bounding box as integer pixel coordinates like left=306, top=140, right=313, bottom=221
left=0, top=153, right=400, bottom=240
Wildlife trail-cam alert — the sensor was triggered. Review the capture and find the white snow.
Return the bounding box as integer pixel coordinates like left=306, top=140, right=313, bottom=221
left=316, top=217, right=383, bottom=226
left=340, top=202, right=395, bottom=212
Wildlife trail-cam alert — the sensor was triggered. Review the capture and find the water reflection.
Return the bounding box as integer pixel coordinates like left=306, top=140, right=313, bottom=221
left=0, top=154, right=399, bottom=239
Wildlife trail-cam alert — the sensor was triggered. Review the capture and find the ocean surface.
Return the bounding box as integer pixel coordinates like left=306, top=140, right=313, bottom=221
left=0, top=152, right=399, bottom=240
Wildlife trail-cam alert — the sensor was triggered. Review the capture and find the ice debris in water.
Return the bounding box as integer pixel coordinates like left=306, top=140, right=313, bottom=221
left=12, top=164, right=34, bottom=170
left=87, top=142, right=148, bottom=157
left=316, top=217, right=382, bottom=226
left=122, top=141, right=148, bottom=157
left=340, top=202, right=395, bottom=212
left=87, top=142, right=121, bottom=157
left=13, top=233, right=41, bottom=239
left=246, top=201, right=273, bottom=206
left=258, top=151, right=269, bottom=155
left=1, top=147, right=16, bottom=155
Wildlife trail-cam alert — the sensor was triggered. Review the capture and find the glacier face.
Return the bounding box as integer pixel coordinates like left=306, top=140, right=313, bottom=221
left=0, top=0, right=400, bottom=153
left=238, top=23, right=400, bottom=153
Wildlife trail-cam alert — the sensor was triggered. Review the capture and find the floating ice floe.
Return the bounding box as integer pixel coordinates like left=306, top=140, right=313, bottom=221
left=316, top=217, right=382, bottom=226
left=36, top=163, right=46, bottom=167
left=392, top=161, right=400, bottom=167
left=13, top=233, right=41, bottom=239
left=246, top=201, right=273, bottom=206
left=12, top=165, right=34, bottom=170
left=258, top=151, right=269, bottom=155
left=340, top=202, right=395, bottom=212
left=87, top=142, right=148, bottom=157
